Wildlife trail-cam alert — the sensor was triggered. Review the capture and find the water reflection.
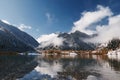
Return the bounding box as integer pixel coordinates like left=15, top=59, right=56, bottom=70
left=21, top=54, right=120, bottom=80
left=0, top=55, right=36, bottom=80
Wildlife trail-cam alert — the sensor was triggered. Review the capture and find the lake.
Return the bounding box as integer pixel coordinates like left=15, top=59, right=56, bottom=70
left=0, top=54, right=120, bottom=80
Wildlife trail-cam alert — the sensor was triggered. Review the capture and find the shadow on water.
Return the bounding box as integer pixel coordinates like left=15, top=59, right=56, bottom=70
left=0, top=55, right=37, bottom=80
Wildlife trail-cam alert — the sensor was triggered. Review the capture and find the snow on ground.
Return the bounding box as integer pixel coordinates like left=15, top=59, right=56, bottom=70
left=19, top=53, right=41, bottom=55
left=107, top=49, right=120, bottom=61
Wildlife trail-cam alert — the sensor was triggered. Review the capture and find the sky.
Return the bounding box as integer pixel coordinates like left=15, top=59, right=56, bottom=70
left=0, top=0, right=120, bottom=39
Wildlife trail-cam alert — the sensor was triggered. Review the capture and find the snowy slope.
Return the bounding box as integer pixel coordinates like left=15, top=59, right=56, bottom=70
left=0, top=20, right=39, bottom=52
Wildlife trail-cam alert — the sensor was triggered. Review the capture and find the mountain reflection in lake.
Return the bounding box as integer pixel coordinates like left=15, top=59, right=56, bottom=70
left=0, top=55, right=37, bottom=80
left=19, top=54, right=120, bottom=80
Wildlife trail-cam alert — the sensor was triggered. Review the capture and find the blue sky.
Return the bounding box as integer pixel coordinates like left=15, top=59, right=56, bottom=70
left=0, top=0, right=120, bottom=39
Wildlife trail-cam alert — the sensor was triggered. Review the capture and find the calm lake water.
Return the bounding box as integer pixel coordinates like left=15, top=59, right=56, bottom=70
left=0, top=55, right=37, bottom=80
left=20, top=54, right=120, bottom=80
left=0, top=54, right=120, bottom=80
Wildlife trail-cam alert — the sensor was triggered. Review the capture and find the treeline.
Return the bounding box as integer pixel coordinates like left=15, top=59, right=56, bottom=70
left=107, top=38, right=120, bottom=50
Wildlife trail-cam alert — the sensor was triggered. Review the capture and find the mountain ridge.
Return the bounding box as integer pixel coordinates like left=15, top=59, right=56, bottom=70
left=0, top=20, right=39, bottom=52
left=38, top=31, right=95, bottom=50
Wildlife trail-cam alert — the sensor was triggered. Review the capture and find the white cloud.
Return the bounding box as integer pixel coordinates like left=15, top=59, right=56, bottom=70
left=71, top=5, right=113, bottom=35
left=37, top=33, right=64, bottom=48
left=18, top=24, right=32, bottom=31
left=87, top=15, right=120, bottom=43
left=1, top=19, right=10, bottom=25
left=1, top=19, right=32, bottom=31
left=69, top=5, right=120, bottom=44
left=46, top=13, right=53, bottom=23
left=38, top=5, right=118, bottom=47
left=36, top=29, right=40, bottom=32
left=35, top=5, right=120, bottom=46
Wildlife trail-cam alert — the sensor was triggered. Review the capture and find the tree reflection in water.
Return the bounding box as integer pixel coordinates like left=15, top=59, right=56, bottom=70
left=21, top=54, right=120, bottom=80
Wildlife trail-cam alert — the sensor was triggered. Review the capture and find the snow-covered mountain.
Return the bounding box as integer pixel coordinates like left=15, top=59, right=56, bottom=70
left=0, top=20, right=39, bottom=52
left=38, top=31, right=95, bottom=50
left=58, top=31, right=95, bottom=50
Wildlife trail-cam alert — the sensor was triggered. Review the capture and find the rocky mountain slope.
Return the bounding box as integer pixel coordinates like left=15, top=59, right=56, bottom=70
left=39, top=31, right=95, bottom=50
left=0, top=20, right=39, bottom=52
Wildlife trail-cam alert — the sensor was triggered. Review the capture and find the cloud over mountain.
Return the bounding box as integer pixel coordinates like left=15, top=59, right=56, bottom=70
left=71, top=5, right=113, bottom=35
left=37, top=33, right=64, bottom=48
left=87, top=15, right=120, bottom=43
left=38, top=5, right=120, bottom=49
left=70, top=5, right=120, bottom=43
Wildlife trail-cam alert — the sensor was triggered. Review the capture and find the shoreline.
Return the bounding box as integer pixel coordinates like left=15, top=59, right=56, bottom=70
left=41, top=49, right=108, bottom=55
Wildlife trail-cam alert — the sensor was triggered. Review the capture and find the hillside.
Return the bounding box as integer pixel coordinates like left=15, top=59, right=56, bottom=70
left=0, top=20, right=39, bottom=52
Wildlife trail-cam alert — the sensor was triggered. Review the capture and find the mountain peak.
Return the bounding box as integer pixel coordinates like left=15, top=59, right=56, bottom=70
left=38, top=31, right=95, bottom=50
